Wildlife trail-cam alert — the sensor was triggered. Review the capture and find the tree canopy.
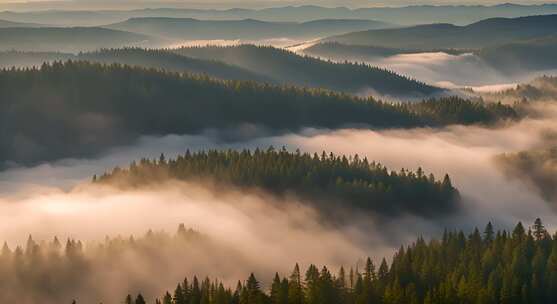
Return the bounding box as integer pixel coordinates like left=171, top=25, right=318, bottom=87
left=96, top=148, right=460, bottom=217
left=143, top=218, right=557, bottom=304
left=0, top=61, right=517, bottom=166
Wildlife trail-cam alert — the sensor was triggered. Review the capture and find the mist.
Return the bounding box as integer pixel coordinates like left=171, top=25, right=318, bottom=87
left=3, top=100, right=557, bottom=302
left=299, top=48, right=557, bottom=93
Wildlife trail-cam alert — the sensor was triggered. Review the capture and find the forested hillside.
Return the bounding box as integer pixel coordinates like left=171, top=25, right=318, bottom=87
left=0, top=49, right=269, bottom=82
left=79, top=48, right=270, bottom=82
left=324, top=15, right=557, bottom=49
left=140, top=219, right=557, bottom=304
left=96, top=148, right=460, bottom=217
left=17, top=219, right=553, bottom=304
left=482, top=76, right=557, bottom=103
left=0, top=61, right=517, bottom=165
left=0, top=46, right=441, bottom=98
left=174, top=45, right=441, bottom=97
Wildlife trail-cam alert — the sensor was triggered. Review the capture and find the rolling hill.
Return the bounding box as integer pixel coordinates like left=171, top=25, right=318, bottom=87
left=0, top=61, right=515, bottom=165
left=105, top=17, right=391, bottom=41
left=0, top=27, right=165, bottom=53
left=173, top=44, right=441, bottom=98
left=324, top=14, right=557, bottom=50
left=0, top=49, right=269, bottom=82
left=478, top=35, right=557, bottom=74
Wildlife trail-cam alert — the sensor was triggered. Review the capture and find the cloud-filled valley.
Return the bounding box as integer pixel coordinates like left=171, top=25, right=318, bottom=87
left=2, top=3, right=557, bottom=303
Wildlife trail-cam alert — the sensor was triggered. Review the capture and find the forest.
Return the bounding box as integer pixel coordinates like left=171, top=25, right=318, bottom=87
left=0, top=61, right=517, bottom=165
left=95, top=148, right=460, bottom=217
left=135, top=219, right=557, bottom=304
left=172, top=45, right=440, bottom=97
left=6, top=219, right=556, bottom=304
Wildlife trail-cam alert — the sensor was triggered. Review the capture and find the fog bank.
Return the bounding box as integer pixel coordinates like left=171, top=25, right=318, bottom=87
left=2, top=102, right=557, bottom=302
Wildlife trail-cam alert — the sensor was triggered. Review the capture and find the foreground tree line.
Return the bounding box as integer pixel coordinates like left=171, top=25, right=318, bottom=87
left=0, top=61, right=516, bottom=165
left=0, top=225, right=225, bottom=304
left=116, top=219, right=557, bottom=304
left=95, top=148, right=460, bottom=217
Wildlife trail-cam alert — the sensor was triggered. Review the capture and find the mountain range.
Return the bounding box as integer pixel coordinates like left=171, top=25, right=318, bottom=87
left=323, top=14, right=557, bottom=49
left=1, top=3, right=557, bottom=26
left=105, top=17, right=392, bottom=41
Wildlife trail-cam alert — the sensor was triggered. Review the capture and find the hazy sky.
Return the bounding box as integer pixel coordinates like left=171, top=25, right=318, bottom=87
left=1, top=0, right=556, bottom=10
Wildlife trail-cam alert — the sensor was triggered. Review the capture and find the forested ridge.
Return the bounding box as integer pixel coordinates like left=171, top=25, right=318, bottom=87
left=95, top=148, right=460, bottom=217
left=0, top=46, right=435, bottom=95
left=173, top=45, right=440, bottom=97
left=78, top=48, right=271, bottom=82
left=0, top=61, right=517, bottom=165
left=138, top=219, right=557, bottom=304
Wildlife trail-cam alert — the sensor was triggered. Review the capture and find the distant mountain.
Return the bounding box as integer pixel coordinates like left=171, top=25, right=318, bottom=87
left=324, top=14, right=557, bottom=50
left=478, top=35, right=557, bottom=74
left=2, top=4, right=557, bottom=26
left=0, top=19, right=42, bottom=28
left=105, top=17, right=391, bottom=41
left=174, top=44, right=441, bottom=98
left=0, top=27, right=165, bottom=53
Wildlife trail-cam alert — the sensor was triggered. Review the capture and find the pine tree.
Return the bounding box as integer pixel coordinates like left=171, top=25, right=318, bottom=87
left=135, top=294, right=147, bottom=304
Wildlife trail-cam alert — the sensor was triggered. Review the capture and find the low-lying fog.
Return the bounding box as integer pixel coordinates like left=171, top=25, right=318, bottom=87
left=297, top=47, right=557, bottom=92
left=2, top=101, right=557, bottom=301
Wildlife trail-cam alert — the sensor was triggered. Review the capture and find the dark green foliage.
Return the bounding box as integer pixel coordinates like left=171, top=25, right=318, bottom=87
left=173, top=45, right=440, bottom=97
left=410, top=97, right=518, bottom=125
left=0, top=61, right=516, bottom=165
left=154, top=219, right=557, bottom=304
left=96, top=148, right=460, bottom=217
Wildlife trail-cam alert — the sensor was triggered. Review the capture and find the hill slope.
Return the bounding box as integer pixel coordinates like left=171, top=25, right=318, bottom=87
left=0, top=27, right=165, bottom=52
left=0, top=49, right=270, bottom=82
left=105, top=17, right=391, bottom=40
left=324, top=14, right=557, bottom=49
left=97, top=149, right=460, bottom=217
left=0, top=61, right=515, bottom=165
left=174, top=45, right=441, bottom=97
left=478, top=35, right=557, bottom=74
